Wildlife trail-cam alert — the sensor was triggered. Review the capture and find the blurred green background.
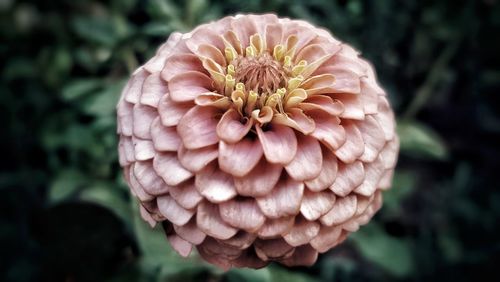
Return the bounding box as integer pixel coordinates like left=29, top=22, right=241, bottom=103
left=1, top=0, right=500, bottom=281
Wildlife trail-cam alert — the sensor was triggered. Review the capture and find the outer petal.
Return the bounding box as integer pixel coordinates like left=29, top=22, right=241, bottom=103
left=153, top=152, right=193, bottom=186
left=285, top=134, right=323, bottom=181
left=310, top=225, right=343, bottom=253
left=218, top=139, right=263, bottom=177
left=140, top=72, right=167, bottom=107
left=168, top=71, right=213, bottom=102
left=357, top=115, right=386, bottom=162
left=132, top=104, right=156, bottom=139
left=157, top=195, right=194, bottom=226
left=257, top=217, right=294, bottom=239
left=178, top=144, right=218, bottom=173
left=256, top=178, right=304, bottom=219
left=300, top=189, right=336, bottom=221
left=174, top=217, right=206, bottom=245
left=310, top=112, right=346, bottom=151
left=158, top=94, right=192, bottom=127
left=280, top=244, right=318, bottom=267
left=256, top=124, right=298, bottom=165
left=168, top=179, right=203, bottom=210
left=234, top=157, right=283, bottom=197
left=334, top=123, right=364, bottom=163
left=150, top=117, right=181, bottom=152
left=195, top=161, right=237, bottom=203
left=133, top=161, right=169, bottom=195
left=197, top=201, right=238, bottom=240
left=305, top=147, right=338, bottom=192
left=219, top=198, right=266, bottom=232
left=330, top=161, right=365, bottom=196
left=320, top=194, right=357, bottom=226
left=283, top=216, right=320, bottom=246
left=177, top=105, right=220, bottom=149
left=167, top=234, right=192, bottom=257
left=216, top=109, right=253, bottom=143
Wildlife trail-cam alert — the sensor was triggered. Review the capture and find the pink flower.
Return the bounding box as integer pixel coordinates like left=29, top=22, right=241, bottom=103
left=117, top=14, right=399, bottom=269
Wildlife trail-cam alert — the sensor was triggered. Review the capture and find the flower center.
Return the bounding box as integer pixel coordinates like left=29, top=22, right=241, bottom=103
left=232, top=53, right=287, bottom=94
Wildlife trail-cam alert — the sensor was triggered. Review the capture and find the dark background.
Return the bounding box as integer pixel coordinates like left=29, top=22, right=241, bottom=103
left=1, top=0, right=500, bottom=281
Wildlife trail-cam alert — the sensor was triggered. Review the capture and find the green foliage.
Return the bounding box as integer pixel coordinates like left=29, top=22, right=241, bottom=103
left=1, top=0, right=500, bottom=282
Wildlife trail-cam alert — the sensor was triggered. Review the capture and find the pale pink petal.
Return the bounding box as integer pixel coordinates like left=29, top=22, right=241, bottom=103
left=320, top=195, right=357, bottom=226
left=378, top=169, right=394, bottom=190
left=132, top=104, right=156, bottom=139
left=150, top=117, right=181, bottom=152
left=354, top=155, right=385, bottom=196
left=128, top=167, right=154, bottom=202
left=232, top=249, right=268, bottom=269
left=186, top=27, right=225, bottom=54
left=143, top=32, right=182, bottom=73
left=177, top=105, right=220, bottom=149
left=305, top=147, right=338, bottom=192
left=157, top=94, right=192, bottom=127
left=330, top=161, right=365, bottom=196
left=357, top=116, right=386, bottom=162
left=161, top=53, right=205, bottom=81
left=257, top=217, right=294, bottom=239
left=315, top=65, right=361, bottom=94
left=133, top=161, right=169, bottom=195
left=173, top=218, right=206, bottom=244
left=283, top=216, right=320, bottom=246
left=157, top=195, right=194, bottom=225
left=302, top=74, right=336, bottom=96
left=359, top=78, right=379, bottom=114
left=117, top=101, right=133, bottom=136
left=272, top=108, right=316, bottom=135
left=178, top=144, right=218, bottom=173
left=196, top=201, right=238, bottom=240
left=195, top=162, right=237, bottom=203
left=132, top=138, right=155, bottom=161
left=310, top=225, right=343, bottom=253
left=310, top=112, right=346, bottom=150
left=335, top=93, right=365, bottom=120
left=265, top=23, right=283, bottom=51
left=300, top=189, right=336, bottom=221
left=153, top=152, right=193, bottom=186
left=168, top=71, right=213, bottom=102
left=231, top=16, right=258, bottom=47
left=256, top=124, right=298, bottom=165
left=119, top=137, right=135, bottom=165
left=124, top=69, right=147, bottom=104
left=334, top=123, right=364, bottom=163
left=221, top=231, right=257, bottom=250
left=256, top=177, right=304, bottom=219
left=216, top=109, right=253, bottom=143
left=280, top=244, right=318, bottom=267
left=254, top=238, right=294, bottom=260
left=197, top=44, right=226, bottom=66
left=218, top=139, right=263, bottom=177
left=380, top=137, right=399, bottom=169
left=285, top=134, right=323, bottom=181
left=282, top=23, right=317, bottom=52
left=219, top=198, right=266, bottom=232
left=167, top=234, right=192, bottom=257
left=196, top=244, right=232, bottom=271
left=168, top=179, right=203, bottom=210
left=299, top=95, right=344, bottom=116
left=139, top=205, right=156, bottom=227
left=234, top=158, right=283, bottom=197
left=354, top=194, right=375, bottom=217
left=374, top=96, right=396, bottom=141
left=140, top=72, right=167, bottom=107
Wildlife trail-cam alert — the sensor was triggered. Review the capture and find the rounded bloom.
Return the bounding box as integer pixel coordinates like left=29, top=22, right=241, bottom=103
left=117, top=14, right=399, bottom=269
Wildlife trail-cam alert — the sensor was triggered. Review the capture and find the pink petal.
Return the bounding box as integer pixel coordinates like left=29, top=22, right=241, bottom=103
left=118, top=136, right=135, bottom=165
left=186, top=27, right=225, bottom=54
left=256, top=124, right=298, bottom=165
left=300, top=189, right=336, bottom=221
left=132, top=104, right=157, bottom=139
left=272, top=108, right=316, bottom=135
left=305, top=147, right=338, bottom=192
left=153, top=152, right=193, bottom=186
left=254, top=238, right=294, bottom=260
left=177, top=105, right=220, bottom=149
left=320, top=194, right=357, bottom=226
left=139, top=205, right=156, bottom=227
left=167, top=234, right=192, bottom=257
left=234, top=157, right=283, bottom=197
left=310, top=112, right=346, bottom=151
left=378, top=169, right=394, bottom=190
left=302, top=74, right=336, bottom=96
left=299, top=95, right=344, bottom=116
left=374, top=96, right=396, bottom=141
left=124, top=69, right=147, bottom=104
left=282, top=23, right=317, bottom=52
left=310, top=225, right=343, bottom=253
left=173, top=218, right=206, bottom=244
left=218, top=139, right=263, bottom=177
left=316, top=65, right=361, bottom=94
left=117, top=101, right=133, bottom=136
left=256, top=177, right=304, bottom=219
left=380, top=137, right=399, bottom=169
left=157, top=195, right=194, bottom=226
left=128, top=168, right=154, bottom=202
left=196, top=201, right=238, bottom=240
left=150, top=117, right=181, bottom=152
left=219, top=198, right=266, bottom=232
left=280, top=244, right=318, bottom=267
left=168, top=179, right=203, bottom=210
left=283, top=216, right=320, bottom=247
left=265, top=23, right=283, bottom=51
left=334, top=123, right=364, bottom=163
left=330, top=161, right=365, bottom=196
left=132, top=138, right=155, bottom=161
left=197, top=44, right=226, bottom=67
left=221, top=231, right=257, bottom=250
left=133, top=161, right=169, bottom=195
left=231, top=16, right=258, bottom=48
left=257, top=217, right=294, bottom=239
left=359, top=78, right=379, bottom=114
left=157, top=94, right=192, bottom=127
left=168, top=71, right=213, bottom=102
left=232, top=249, right=268, bottom=269
left=216, top=108, right=253, bottom=143
left=195, top=161, right=237, bottom=203
left=354, top=156, right=385, bottom=196
left=178, top=144, right=218, bottom=173
left=335, top=93, right=365, bottom=120
left=140, top=72, right=167, bottom=107
left=357, top=116, right=386, bottom=162
left=285, top=134, right=323, bottom=181
left=161, top=53, right=205, bottom=81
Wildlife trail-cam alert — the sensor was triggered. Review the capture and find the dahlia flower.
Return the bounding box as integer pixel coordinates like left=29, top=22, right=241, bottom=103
left=117, top=14, right=399, bottom=269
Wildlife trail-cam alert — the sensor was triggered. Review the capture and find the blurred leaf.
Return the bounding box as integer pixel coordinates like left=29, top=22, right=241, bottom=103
left=79, top=183, right=132, bottom=225
left=225, top=268, right=272, bottom=282
left=62, top=79, right=103, bottom=101
left=82, top=80, right=125, bottom=117
left=268, top=266, right=319, bottom=282
left=350, top=223, right=414, bottom=277
left=382, top=169, right=416, bottom=215
left=48, top=169, right=86, bottom=203
left=397, top=119, right=448, bottom=160
left=71, top=16, right=120, bottom=47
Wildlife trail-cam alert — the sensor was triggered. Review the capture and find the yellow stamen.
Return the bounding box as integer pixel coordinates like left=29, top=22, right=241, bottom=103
left=292, top=60, right=308, bottom=76
left=288, top=75, right=304, bottom=91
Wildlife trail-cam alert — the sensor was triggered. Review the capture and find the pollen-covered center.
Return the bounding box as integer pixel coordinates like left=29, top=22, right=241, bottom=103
left=232, top=53, right=287, bottom=94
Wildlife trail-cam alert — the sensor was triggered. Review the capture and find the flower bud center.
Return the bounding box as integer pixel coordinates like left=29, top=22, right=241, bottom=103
left=233, top=53, right=287, bottom=94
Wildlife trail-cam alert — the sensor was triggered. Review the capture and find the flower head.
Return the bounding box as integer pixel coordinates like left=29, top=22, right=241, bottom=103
left=117, top=14, right=399, bottom=269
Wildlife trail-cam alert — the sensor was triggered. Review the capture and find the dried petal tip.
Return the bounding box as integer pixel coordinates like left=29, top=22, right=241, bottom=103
left=117, top=13, right=399, bottom=269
